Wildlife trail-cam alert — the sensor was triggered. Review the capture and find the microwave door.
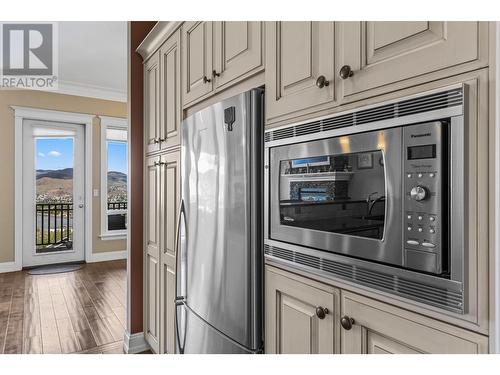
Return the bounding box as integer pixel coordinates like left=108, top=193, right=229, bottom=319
left=269, top=127, right=403, bottom=268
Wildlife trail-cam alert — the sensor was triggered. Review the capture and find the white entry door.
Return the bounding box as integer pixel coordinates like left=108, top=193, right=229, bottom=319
left=22, top=119, right=86, bottom=267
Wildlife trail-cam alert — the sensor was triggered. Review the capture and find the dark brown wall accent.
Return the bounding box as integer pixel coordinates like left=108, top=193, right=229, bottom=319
left=129, top=21, right=156, bottom=334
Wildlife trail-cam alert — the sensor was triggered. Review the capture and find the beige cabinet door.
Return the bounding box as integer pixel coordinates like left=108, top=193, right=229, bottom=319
left=144, top=156, right=161, bottom=353
left=265, top=266, right=339, bottom=354
left=182, top=21, right=213, bottom=106
left=266, top=21, right=335, bottom=124
left=159, top=30, right=181, bottom=151
left=213, top=21, right=264, bottom=90
left=159, top=151, right=180, bottom=354
left=340, top=291, right=488, bottom=354
left=144, top=52, right=160, bottom=154
left=337, top=22, right=487, bottom=103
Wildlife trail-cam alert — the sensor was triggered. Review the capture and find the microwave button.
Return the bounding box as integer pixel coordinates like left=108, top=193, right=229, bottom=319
left=417, top=215, right=423, bottom=221
left=429, top=216, right=436, bottom=222
left=417, top=173, right=423, bottom=178
left=422, top=242, right=436, bottom=248
left=418, top=227, right=423, bottom=233
left=429, top=228, right=435, bottom=234
left=407, top=214, right=412, bottom=220
left=429, top=173, right=435, bottom=178
left=407, top=226, right=412, bottom=231
left=407, top=173, right=412, bottom=178
left=406, top=240, right=419, bottom=246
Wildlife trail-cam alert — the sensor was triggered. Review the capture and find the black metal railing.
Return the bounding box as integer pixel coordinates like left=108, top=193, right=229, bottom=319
left=107, top=202, right=127, bottom=210
left=36, top=203, right=73, bottom=247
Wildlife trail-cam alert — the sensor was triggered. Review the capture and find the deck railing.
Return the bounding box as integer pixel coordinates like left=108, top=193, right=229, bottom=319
left=36, top=203, right=73, bottom=247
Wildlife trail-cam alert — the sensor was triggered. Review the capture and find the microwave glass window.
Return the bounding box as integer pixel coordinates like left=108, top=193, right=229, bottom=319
left=407, top=144, right=436, bottom=160
left=279, top=150, right=386, bottom=240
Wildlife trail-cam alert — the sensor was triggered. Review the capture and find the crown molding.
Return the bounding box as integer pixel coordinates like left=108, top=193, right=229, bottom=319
left=136, top=21, right=183, bottom=62
left=56, top=80, right=127, bottom=102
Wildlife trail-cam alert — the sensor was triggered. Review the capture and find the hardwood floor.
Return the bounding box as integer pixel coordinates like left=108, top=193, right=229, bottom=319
left=0, top=260, right=127, bottom=354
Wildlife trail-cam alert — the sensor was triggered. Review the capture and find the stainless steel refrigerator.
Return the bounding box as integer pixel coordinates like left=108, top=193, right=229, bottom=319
left=175, top=89, right=264, bottom=354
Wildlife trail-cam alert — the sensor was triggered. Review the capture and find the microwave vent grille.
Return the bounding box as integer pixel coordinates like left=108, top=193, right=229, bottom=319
left=265, top=87, right=463, bottom=143
left=264, top=244, right=464, bottom=314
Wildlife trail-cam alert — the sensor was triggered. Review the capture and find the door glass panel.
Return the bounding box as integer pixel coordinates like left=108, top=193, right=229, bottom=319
left=279, top=150, right=386, bottom=239
left=35, top=137, right=74, bottom=252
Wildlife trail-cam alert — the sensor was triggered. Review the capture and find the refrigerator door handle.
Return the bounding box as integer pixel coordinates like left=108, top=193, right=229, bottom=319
left=175, top=199, right=187, bottom=353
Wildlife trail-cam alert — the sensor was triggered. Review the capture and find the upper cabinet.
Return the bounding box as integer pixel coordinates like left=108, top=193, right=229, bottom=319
left=144, top=52, right=160, bottom=154
left=182, top=21, right=214, bottom=105
left=266, top=22, right=335, bottom=124
left=182, top=21, right=264, bottom=107
left=213, top=21, right=264, bottom=90
left=159, top=29, right=181, bottom=151
left=336, top=22, right=488, bottom=104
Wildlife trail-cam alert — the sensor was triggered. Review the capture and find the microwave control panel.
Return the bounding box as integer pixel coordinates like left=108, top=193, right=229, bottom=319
left=403, top=121, right=445, bottom=275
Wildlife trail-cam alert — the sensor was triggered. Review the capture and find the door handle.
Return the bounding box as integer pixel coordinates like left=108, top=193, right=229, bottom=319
left=174, top=199, right=187, bottom=354
left=78, top=203, right=84, bottom=208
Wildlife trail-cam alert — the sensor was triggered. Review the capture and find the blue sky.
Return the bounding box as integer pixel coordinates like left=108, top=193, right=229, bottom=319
left=36, top=138, right=128, bottom=174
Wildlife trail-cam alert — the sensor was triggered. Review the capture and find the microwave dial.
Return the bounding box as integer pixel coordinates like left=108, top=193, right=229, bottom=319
left=410, top=185, right=428, bottom=201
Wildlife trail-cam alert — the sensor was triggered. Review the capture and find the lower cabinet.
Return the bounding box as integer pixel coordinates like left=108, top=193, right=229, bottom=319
left=265, top=266, right=340, bottom=354
left=265, top=265, right=489, bottom=354
left=144, top=151, right=181, bottom=354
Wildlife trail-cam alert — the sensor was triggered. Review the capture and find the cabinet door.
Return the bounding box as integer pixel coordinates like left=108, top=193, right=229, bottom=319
left=182, top=21, right=213, bottom=106
left=144, top=52, right=160, bottom=154
left=266, top=21, right=335, bottom=124
left=144, top=156, right=161, bottom=352
left=341, top=291, right=488, bottom=354
left=265, top=267, right=339, bottom=354
left=159, top=151, right=180, bottom=354
left=337, top=22, right=486, bottom=102
left=159, top=30, right=181, bottom=150
left=213, top=21, right=264, bottom=90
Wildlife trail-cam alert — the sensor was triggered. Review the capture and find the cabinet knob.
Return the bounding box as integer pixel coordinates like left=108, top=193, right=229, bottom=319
left=212, top=70, right=220, bottom=78
left=339, top=65, right=354, bottom=80
left=340, top=315, right=355, bottom=330
left=158, top=137, right=166, bottom=143
left=153, top=138, right=160, bottom=144
left=203, top=75, right=211, bottom=83
left=315, top=306, right=329, bottom=319
left=315, top=75, right=330, bottom=89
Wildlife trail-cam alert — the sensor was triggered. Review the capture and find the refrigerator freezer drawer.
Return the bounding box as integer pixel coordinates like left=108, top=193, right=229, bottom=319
left=176, top=303, right=260, bottom=354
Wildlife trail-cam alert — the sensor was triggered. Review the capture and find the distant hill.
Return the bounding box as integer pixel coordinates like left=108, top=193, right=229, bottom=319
left=108, top=171, right=127, bottom=186
left=36, top=168, right=73, bottom=180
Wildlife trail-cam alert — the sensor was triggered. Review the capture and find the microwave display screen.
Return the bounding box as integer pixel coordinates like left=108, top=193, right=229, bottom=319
left=407, top=144, right=436, bottom=160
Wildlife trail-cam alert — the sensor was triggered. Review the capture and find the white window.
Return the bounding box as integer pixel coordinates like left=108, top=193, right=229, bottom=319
left=100, top=116, right=128, bottom=240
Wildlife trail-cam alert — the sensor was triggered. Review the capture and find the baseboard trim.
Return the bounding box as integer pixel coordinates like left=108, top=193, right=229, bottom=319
left=0, top=261, right=22, bottom=274
left=87, top=250, right=127, bottom=263
left=123, top=331, right=150, bottom=354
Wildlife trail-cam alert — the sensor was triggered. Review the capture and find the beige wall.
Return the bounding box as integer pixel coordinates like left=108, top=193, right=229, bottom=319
left=0, top=89, right=127, bottom=263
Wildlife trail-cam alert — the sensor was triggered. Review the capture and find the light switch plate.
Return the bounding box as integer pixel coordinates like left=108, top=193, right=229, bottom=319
left=93, top=189, right=99, bottom=197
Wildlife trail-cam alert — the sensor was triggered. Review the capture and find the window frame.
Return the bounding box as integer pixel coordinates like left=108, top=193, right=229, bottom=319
left=99, top=116, right=128, bottom=240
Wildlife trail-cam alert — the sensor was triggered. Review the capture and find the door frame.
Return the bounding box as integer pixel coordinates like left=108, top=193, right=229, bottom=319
left=12, top=106, right=94, bottom=270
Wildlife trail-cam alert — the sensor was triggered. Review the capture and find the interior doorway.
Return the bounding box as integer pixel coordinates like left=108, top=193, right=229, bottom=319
left=22, top=119, right=86, bottom=267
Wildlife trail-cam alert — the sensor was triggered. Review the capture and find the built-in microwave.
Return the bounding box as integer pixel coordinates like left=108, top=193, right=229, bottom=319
left=264, top=85, right=466, bottom=314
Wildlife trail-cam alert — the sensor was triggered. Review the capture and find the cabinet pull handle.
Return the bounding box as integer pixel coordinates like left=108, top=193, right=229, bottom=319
left=340, top=315, right=355, bottom=330
left=203, top=75, right=211, bottom=83
left=315, top=75, right=330, bottom=89
left=212, top=70, right=220, bottom=78
left=339, top=65, right=354, bottom=80
left=315, top=306, right=329, bottom=319
left=158, top=137, right=166, bottom=143
left=153, top=138, right=160, bottom=144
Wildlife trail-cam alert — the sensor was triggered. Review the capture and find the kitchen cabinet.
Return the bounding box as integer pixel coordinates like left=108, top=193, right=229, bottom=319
left=144, top=52, right=160, bottom=154
left=213, top=21, right=264, bottom=90
left=266, top=21, right=335, bottom=124
left=182, top=21, right=213, bottom=105
left=159, top=29, right=181, bottom=151
left=159, top=151, right=180, bottom=354
left=144, top=155, right=161, bottom=352
left=265, top=266, right=340, bottom=354
left=340, top=291, right=488, bottom=354
left=336, top=21, right=487, bottom=103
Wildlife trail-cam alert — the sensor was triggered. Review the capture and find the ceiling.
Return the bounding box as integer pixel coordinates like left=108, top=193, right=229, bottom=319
left=57, top=22, right=127, bottom=102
